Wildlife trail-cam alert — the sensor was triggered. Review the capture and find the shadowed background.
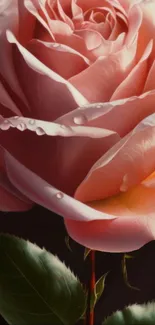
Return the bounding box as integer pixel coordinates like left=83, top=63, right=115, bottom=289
left=0, top=206, right=155, bottom=325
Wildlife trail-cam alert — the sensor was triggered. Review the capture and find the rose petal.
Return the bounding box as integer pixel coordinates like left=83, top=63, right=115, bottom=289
left=18, top=0, right=36, bottom=44
left=24, top=0, right=55, bottom=40
left=136, top=0, right=155, bottom=62
left=74, top=113, right=155, bottom=202
left=74, top=29, right=102, bottom=51
left=27, top=39, right=89, bottom=79
left=0, top=115, right=120, bottom=195
left=0, top=146, right=32, bottom=211
left=0, top=80, right=22, bottom=116
left=111, top=40, right=153, bottom=100
left=56, top=91, right=155, bottom=137
left=7, top=31, right=88, bottom=121
left=125, top=4, right=142, bottom=47
left=55, top=0, right=74, bottom=29
left=65, top=214, right=153, bottom=252
left=0, top=2, right=29, bottom=109
left=143, top=60, right=155, bottom=92
left=69, top=40, right=137, bottom=102
left=4, top=151, right=116, bottom=221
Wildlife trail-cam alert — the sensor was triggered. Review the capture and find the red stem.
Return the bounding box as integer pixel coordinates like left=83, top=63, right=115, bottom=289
left=89, top=250, right=95, bottom=325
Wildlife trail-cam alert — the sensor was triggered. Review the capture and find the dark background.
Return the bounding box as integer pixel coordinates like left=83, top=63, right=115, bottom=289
left=0, top=206, right=155, bottom=325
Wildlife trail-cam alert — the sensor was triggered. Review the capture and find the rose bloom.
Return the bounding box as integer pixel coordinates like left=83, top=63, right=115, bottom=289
left=1, top=0, right=155, bottom=252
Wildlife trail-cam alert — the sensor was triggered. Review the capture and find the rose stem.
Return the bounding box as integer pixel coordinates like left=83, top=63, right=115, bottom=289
left=90, top=250, right=96, bottom=325
left=85, top=250, right=95, bottom=325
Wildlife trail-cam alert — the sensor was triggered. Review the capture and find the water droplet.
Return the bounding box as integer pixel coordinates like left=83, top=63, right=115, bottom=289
left=36, top=127, right=45, bottom=136
left=120, top=174, right=129, bottom=192
left=73, top=114, right=87, bottom=125
left=12, top=116, right=19, bottom=119
left=60, top=124, right=67, bottom=129
left=29, top=119, right=35, bottom=125
left=17, top=123, right=26, bottom=131
left=56, top=192, right=64, bottom=199
left=1, top=120, right=10, bottom=130
left=52, top=43, right=59, bottom=48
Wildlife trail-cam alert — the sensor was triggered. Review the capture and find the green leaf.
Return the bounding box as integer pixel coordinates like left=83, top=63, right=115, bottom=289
left=90, top=272, right=109, bottom=311
left=122, top=254, right=139, bottom=291
left=64, top=236, right=72, bottom=252
left=102, top=303, right=155, bottom=325
left=84, top=247, right=91, bottom=260
left=0, top=234, right=86, bottom=325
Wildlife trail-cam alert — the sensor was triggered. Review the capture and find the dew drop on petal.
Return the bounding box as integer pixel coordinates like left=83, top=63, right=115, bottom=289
left=56, top=192, right=64, bottom=199
left=17, top=123, right=26, bottom=131
left=73, top=114, right=87, bottom=125
left=60, top=124, right=67, bottom=129
left=0, top=120, right=10, bottom=130
left=12, top=116, right=19, bottom=120
left=36, top=127, right=45, bottom=136
left=52, top=43, right=59, bottom=48
left=29, top=119, right=35, bottom=125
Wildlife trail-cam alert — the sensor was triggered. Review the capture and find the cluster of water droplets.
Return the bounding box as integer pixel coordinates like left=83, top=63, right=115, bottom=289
left=0, top=117, right=46, bottom=136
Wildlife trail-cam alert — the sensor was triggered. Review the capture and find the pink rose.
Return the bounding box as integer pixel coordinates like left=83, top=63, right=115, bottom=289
left=1, top=0, right=155, bottom=252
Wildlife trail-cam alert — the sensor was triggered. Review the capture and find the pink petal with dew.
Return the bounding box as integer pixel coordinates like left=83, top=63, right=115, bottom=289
left=27, top=39, right=89, bottom=79
left=56, top=90, right=155, bottom=137
left=4, top=151, right=116, bottom=221
left=75, top=113, right=155, bottom=202
left=0, top=115, right=120, bottom=196
left=7, top=31, right=88, bottom=121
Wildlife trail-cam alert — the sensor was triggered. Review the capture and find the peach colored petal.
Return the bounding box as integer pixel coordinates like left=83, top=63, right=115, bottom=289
left=81, top=21, right=111, bottom=39
left=27, top=39, right=89, bottom=79
left=4, top=151, right=116, bottom=221
left=111, top=40, right=153, bottom=100
left=65, top=215, right=153, bottom=252
left=7, top=31, right=88, bottom=121
left=65, top=171, right=155, bottom=252
left=74, top=29, right=102, bottom=51
left=125, top=4, right=142, bottom=47
left=136, top=0, right=155, bottom=62
left=74, top=113, right=155, bottom=203
left=56, top=0, right=74, bottom=29
left=143, top=60, right=155, bottom=92
left=69, top=41, right=137, bottom=102
left=56, top=91, right=155, bottom=137
left=71, top=0, right=84, bottom=26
